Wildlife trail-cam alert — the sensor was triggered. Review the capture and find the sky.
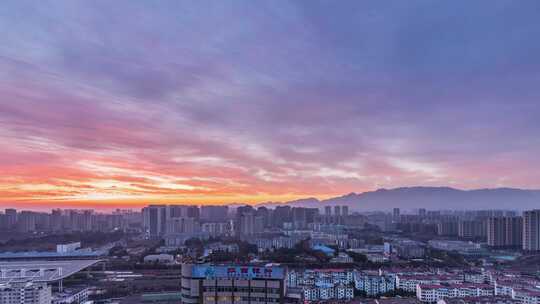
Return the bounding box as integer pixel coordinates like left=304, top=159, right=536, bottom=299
left=1, top=1, right=540, bottom=210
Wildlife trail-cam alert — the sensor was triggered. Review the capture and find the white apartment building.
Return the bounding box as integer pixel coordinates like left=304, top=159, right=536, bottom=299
left=302, top=283, right=354, bottom=302
left=397, top=274, right=464, bottom=293
left=0, top=281, right=51, bottom=304
left=355, top=272, right=396, bottom=296
left=52, top=287, right=89, bottom=304
left=287, top=269, right=354, bottom=302
left=416, top=284, right=494, bottom=303
left=514, top=289, right=540, bottom=304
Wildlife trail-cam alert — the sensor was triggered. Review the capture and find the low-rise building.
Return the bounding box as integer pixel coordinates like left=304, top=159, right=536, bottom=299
left=395, top=241, right=426, bottom=259
left=330, top=253, right=353, bottom=264
left=302, top=282, right=353, bottom=302
left=355, top=272, right=396, bottom=296
left=366, top=253, right=388, bottom=264
left=56, top=243, right=81, bottom=254
left=437, top=296, right=519, bottom=304
left=0, top=281, right=51, bottom=304
left=416, top=284, right=494, bottom=303
left=513, top=289, right=540, bottom=304
left=206, top=243, right=240, bottom=254
left=287, top=268, right=354, bottom=303
left=52, top=287, right=89, bottom=304
left=397, top=274, right=463, bottom=293
left=253, top=237, right=303, bottom=252
left=143, top=254, right=175, bottom=264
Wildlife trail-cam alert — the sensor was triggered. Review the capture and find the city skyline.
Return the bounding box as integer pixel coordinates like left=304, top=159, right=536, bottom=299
left=2, top=1, right=540, bottom=209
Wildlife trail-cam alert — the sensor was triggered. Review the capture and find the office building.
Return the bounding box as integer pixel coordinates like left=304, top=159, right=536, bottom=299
left=180, top=264, right=286, bottom=304
left=523, top=210, right=540, bottom=251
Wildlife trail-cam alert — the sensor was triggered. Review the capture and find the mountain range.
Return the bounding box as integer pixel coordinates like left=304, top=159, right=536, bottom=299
left=257, top=187, right=540, bottom=211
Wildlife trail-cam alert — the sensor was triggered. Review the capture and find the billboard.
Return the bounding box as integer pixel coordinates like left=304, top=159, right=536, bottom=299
left=192, top=265, right=284, bottom=279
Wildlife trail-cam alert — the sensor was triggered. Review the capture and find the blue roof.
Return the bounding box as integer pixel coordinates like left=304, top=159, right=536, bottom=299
left=312, top=245, right=335, bottom=255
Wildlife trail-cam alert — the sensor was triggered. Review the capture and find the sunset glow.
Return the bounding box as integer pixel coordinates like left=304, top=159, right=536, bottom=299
left=1, top=1, right=540, bottom=210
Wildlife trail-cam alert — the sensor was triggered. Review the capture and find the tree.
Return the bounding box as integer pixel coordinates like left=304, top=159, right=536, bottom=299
left=348, top=251, right=368, bottom=264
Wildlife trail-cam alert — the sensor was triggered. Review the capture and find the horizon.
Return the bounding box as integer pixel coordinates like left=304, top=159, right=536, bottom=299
left=2, top=1, right=540, bottom=210
left=1, top=185, right=538, bottom=212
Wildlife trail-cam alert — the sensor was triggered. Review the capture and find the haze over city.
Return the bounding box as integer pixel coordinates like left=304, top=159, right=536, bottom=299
left=1, top=1, right=540, bottom=210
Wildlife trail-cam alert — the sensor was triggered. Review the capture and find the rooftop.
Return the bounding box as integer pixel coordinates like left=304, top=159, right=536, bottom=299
left=0, top=259, right=101, bottom=283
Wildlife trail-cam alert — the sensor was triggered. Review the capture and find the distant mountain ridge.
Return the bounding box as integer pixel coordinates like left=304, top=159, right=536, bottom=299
left=257, top=187, right=540, bottom=211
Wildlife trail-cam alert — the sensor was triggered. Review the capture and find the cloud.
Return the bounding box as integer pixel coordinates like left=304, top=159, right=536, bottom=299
left=1, top=0, right=540, bottom=208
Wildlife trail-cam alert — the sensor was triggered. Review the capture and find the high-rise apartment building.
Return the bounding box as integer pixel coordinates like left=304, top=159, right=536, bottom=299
left=305, top=208, right=319, bottom=225
left=238, top=212, right=263, bottom=236
left=393, top=208, right=400, bottom=222
left=342, top=206, right=349, bottom=217
left=334, top=206, right=341, bottom=218
left=487, top=216, right=523, bottom=248
left=181, top=264, right=286, bottom=304
left=458, top=220, right=487, bottom=239
left=291, top=207, right=307, bottom=229
left=324, top=206, right=331, bottom=217
left=168, top=205, right=200, bottom=220
left=523, top=210, right=540, bottom=251
left=0, top=212, right=6, bottom=231
left=256, top=207, right=270, bottom=228
left=17, top=211, right=36, bottom=233
left=272, top=206, right=291, bottom=228
left=437, top=220, right=459, bottom=236
left=142, top=205, right=167, bottom=237
left=324, top=206, right=332, bottom=225
left=50, top=209, right=63, bottom=232
left=200, top=206, right=229, bottom=222
left=166, top=217, right=200, bottom=234
left=5, top=209, right=17, bottom=229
